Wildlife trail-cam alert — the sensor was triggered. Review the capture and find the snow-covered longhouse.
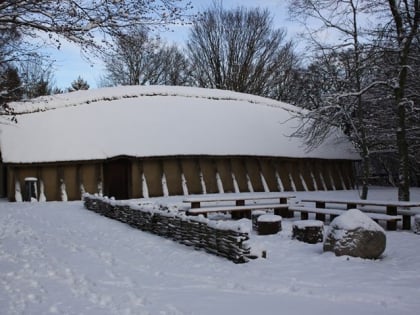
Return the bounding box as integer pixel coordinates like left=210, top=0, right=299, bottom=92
left=0, top=86, right=360, bottom=201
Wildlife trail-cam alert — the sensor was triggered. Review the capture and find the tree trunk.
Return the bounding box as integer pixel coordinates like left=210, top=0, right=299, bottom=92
left=360, top=153, right=369, bottom=200
left=396, top=100, right=410, bottom=201
left=386, top=0, right=419, bottom=201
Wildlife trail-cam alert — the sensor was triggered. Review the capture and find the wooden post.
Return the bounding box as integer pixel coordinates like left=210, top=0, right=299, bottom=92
left=400, top=206, right=411, bottom=230
left=315, top=201, right=326, bottom=221
left=191, top=201, right=201, bottom=209
left=279, top=197, right=292, bottom=218
left=402, top=215, right=411, bottom=230
left=234, top=200, right=245, bottom=219
left=231, top=211, right=241, bottom=220
left=386, top=205, right=397, bottom=231
left=245, top=209, right=252, bottom=219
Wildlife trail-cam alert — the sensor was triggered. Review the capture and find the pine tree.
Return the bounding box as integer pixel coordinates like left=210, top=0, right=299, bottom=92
left=33, top=79, right=50, bottom=97
left=69, top=76, right=89, bottom=92
left=0, top=66, right=23, bottom=105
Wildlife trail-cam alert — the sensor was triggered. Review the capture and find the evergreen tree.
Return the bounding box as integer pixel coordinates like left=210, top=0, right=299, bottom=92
left=33, top=79, right=50, bottom=97
left=69, top=76, right=90, bottom=92
left=0, top=66, right=23, bottom=105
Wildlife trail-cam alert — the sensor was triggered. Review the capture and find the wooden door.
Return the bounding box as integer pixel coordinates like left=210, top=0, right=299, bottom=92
left=104, top=158, right=131, bottom=200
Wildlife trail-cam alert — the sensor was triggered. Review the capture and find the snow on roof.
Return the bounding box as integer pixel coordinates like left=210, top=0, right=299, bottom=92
left=0, top=85, right=360, bottom=164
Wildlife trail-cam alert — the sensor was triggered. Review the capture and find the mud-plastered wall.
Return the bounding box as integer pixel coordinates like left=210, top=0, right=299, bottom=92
left=7, top=157, right=356, bottom=201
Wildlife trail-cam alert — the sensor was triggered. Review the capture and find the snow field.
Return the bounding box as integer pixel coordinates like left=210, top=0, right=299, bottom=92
left=1, top=187, right=420, bottom=315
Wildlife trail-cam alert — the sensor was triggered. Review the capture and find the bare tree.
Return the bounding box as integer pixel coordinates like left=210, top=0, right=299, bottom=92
left=187, top=4, right=297, bottom=96
left=147, top=43, right=191, bottom=86
left=18, top=53, right=56, bottom=98
left=0, top=0, right=193, bottom=55
left=102, top=28, right=154, bottom=86
left=382, top=0, right=420, bottom=201
left=360, top=39, right=420, bottom=189
left=289, top=0, right=381, bottom=199
left=101, top=28, right=190, bottom=86
left=289, top=0, right=420, bottom=200
left=0, top=0, right=193, bottom=116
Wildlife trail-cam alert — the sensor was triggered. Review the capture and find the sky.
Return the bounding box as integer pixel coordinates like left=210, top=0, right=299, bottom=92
left=43, top=1, right=300, bottom=90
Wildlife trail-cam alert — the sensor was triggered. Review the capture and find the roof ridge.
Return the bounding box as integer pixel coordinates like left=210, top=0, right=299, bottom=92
left=5, top=86, right=302, bottom=116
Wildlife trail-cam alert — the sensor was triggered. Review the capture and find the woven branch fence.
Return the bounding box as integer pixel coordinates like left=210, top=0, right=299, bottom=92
left=83, top=194, right=252, bottom=263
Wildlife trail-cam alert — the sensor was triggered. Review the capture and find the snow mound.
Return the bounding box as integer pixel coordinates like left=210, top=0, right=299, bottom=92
left=207, top=218, right=252, bottom=233
left=257, top=214, right=282, bottom=223
left=330, top=209, right=384, bottom=232
left=293, top=219, right=324, bottom=229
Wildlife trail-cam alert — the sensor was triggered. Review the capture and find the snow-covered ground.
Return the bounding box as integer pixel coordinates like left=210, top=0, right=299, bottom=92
left=1, top=187, right=420, bottom=315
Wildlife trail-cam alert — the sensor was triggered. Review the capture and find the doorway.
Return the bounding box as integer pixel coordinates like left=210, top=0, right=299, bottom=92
left=103, top=158, right=131, bottom=200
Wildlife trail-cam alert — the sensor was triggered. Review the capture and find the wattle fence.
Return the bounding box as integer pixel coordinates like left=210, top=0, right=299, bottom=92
left=83, top=194, right=252, bottom=263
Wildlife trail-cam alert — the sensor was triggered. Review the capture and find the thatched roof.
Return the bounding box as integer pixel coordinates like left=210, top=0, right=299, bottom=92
left=0, top=85, right=359, bottom=164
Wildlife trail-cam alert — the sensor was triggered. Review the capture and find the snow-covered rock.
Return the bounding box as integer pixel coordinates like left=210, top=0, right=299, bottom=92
left=323, top=209, right=386, bottom=259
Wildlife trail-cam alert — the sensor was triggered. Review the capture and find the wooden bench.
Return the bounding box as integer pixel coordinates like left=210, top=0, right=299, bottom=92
left=186, top=203, right=289, bottom=219
left=289, top=206, right=401, bottom=229
left=184, top=193, right=295, bottom=219
left=300, top=198, right=420, bottom=231
left=184, top=193, right=295, bottom=207
left=289, top=206, right=344, bottom=221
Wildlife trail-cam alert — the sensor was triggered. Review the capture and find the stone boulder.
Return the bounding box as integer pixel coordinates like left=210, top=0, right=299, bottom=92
left=323, top=209, right=386, bottom=259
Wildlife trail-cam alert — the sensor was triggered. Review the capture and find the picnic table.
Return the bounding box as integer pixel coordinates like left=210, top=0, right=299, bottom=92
left=183, top=192, right=296, bottom=219
left=300, top=198, right=420, bottom=231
